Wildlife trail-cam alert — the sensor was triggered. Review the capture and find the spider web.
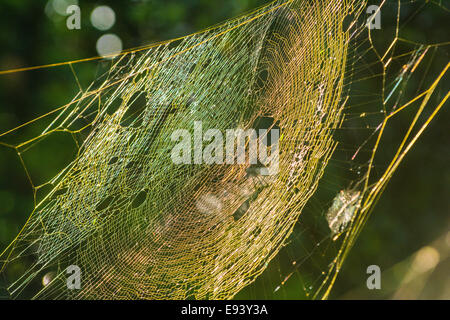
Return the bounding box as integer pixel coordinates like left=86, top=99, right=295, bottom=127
left=0, top=0, right=448, bottom=300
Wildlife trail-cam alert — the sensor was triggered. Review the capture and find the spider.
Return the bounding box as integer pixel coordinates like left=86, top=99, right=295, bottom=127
left=326, top=189, right=361, bottom=236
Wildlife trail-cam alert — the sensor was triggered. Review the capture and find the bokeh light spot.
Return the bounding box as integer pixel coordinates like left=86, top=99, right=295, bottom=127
left=96, top=34, right=123, bottom=59
left=51, top=0, right=79, bottom=16
left=91, top=6, right=116, bottom=31
left=412, top=246, right=440, bottom=273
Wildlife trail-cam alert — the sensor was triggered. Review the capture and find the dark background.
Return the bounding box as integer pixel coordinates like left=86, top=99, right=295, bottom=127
left=0, top=0, right=448, bottom=299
